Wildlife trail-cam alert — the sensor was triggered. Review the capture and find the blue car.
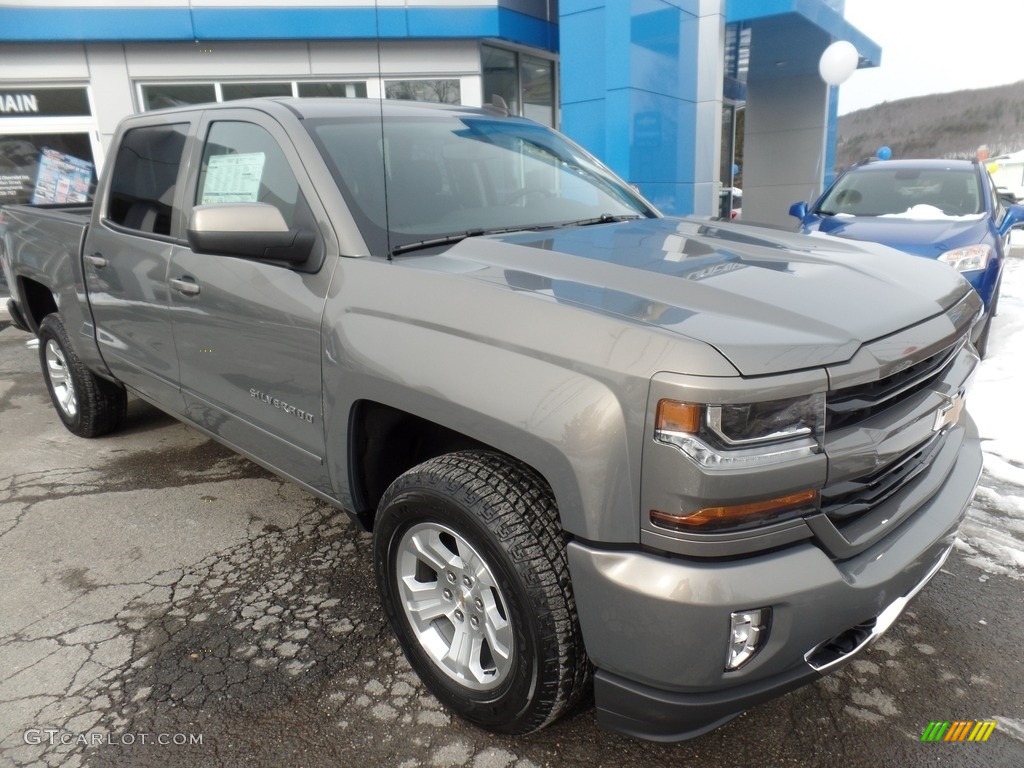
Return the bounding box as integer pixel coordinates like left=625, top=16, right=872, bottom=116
left=790, top=158, right=1024, bottom=357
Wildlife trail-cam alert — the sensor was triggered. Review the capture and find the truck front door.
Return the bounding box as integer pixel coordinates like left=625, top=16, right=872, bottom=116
left=167, top=113, right=333, bottom=492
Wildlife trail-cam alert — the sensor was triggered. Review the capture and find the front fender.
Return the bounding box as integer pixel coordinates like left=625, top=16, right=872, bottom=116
left=323, top=323, right=639, bottom=543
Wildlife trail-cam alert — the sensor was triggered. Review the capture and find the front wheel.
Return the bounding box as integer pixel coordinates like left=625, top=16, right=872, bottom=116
left=38, top=314, right=126, bottom=437
left=373, top=451, right=590, bottom=735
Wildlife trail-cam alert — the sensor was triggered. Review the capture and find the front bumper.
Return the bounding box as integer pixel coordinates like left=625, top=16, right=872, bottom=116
left=569, top=422, right=982, bottom=742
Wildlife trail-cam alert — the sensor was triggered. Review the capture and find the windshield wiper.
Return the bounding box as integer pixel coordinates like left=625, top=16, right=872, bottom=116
left=549, top=213, right=644, bottom=228
left=390, top=226, right=538, bottom=256
left=389, top=215, right=644, bottom=256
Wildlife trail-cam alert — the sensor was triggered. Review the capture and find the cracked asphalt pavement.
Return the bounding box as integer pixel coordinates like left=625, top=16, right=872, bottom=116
left=1, top=318, right=1022, bottom=768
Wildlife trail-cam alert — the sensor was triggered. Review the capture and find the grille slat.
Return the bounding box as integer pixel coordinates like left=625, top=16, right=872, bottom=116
left=826, top=341, right=961, bottom=431
left=822, top=433, right=944, bottom=523
left=820, top=337, right=964, bottom=533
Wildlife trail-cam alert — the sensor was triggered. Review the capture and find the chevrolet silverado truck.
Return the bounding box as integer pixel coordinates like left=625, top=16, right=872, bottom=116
left=1, top=99, right=984, bottom=741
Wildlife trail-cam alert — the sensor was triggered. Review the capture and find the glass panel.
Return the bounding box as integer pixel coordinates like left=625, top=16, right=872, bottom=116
left=384, top=79, right=461, bottom=104
left=719, top=104, right=738, bottom=219
left=0, top=132, right=97, bottom=206
left=521, top=55, right=554, bottom=127
left=816, top=167, right=983, bottom=217
left=0, top=87, right=91, bottom=117
left=197, top=121, right=301, bottom=227
left=107, top=124, right=188, bottom=236
left=298, top=81, right=368, bottom=99
left=308, top=113, right=651, bottom=255
left=141, top=83, right=216, bottom=111
left=481, top=45, right=519, bottom=115
left=220, top=82, right=294, bottom=101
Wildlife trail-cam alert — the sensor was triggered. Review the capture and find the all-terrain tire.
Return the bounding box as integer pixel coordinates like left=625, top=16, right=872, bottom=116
left=38, top=314, right=127, bottom=437
left=373, top=450, right=591, bottom=735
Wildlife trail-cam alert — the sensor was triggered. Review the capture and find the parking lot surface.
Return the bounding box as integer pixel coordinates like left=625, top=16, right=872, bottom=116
left=1, top=290, right=1023, bottom=767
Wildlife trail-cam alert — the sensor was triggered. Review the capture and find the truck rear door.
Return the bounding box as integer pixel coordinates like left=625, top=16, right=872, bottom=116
left=167, top=110, right=333, bottom=492
left=85, top=119, right=194, bottom=410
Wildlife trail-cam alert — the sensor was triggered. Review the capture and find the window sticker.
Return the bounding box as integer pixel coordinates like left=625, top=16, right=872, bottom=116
left=201, top=152, right=265, bottom=204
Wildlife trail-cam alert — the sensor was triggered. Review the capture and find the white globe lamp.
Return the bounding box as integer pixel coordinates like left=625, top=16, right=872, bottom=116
left=819, top=41, right=859, bottom=86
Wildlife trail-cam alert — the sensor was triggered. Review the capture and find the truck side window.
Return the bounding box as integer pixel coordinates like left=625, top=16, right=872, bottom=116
left=196, top=121, right=303, bottom=227
left=107, top=123, right=188, bottom=237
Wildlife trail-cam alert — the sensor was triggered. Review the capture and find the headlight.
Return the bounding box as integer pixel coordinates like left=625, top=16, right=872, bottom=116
left=654, top=393, right=825, bottom=468
left=938, top=244, right=991, bottom=272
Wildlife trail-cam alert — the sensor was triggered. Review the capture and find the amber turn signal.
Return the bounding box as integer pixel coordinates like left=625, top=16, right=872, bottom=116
left=650, top=489, right=819, bottom=531
left=656, top=399, right=701, bottom=434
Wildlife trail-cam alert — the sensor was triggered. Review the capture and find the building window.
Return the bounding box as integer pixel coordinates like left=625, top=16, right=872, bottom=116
left=139, top=81, right=370, bottom=111
left=520, top=55, right=554, bottom=126
left=0, top=87, right=92, bottom=118
left=481, top=45, right=556, bottom=127
left=384, top=79, right=461, bottom=105
left=0, top=133, right=97, bottom=205
left=482, top=46, right=519, bottom=115
left=1, top=86, right=99, bottom=205
left=220, top=82, right=294, bottom=101
left=298, top=81, right=367, bottom=98
left=141, top=84, right=217, bottom=111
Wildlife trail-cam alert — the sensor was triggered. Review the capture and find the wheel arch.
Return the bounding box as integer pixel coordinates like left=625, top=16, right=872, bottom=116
left=16, top=276, right=58, bottom=333
left=346, top=399, right=586, bottom=535
left=342, top=380, right=634, bottom=544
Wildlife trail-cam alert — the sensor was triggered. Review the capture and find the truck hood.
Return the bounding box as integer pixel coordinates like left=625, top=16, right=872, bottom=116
left=800, top=214, right=990, bottom=258
left=408, top=217, right=973, bottom=376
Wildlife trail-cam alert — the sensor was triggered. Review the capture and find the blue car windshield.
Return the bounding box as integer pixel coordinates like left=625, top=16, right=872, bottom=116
left=307, top=114, right=654, bottom=254
left=816, top=167, right=983, bottom=218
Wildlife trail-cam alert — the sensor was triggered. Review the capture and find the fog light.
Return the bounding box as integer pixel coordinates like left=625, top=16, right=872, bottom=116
left=726, top=608, right=770, bottom=670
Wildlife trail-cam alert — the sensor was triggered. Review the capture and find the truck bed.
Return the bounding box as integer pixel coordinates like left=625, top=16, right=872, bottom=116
left=1, top=202, right=93, bottom=334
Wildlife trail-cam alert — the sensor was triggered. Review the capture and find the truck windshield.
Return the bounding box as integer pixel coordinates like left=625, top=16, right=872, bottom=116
left=306, top=113, right=654, bottom=255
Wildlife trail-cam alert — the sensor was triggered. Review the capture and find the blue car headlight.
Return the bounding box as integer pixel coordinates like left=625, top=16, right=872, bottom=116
left=938, top=244, right=992, bottom=272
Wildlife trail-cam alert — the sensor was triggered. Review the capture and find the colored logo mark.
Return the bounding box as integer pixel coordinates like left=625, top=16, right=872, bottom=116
left=920, top=720, right=997, bottom=742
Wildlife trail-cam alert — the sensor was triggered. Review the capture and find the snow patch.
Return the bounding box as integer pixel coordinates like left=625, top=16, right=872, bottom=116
left=851, top=688, right=900, bottom=716
left=962, top=256, right=1024, bottom=580
left=879, top=205, right=984, bottom=221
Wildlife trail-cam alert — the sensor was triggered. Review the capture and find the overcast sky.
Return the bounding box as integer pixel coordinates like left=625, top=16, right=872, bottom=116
left=837, top=0, right=1024, bottom=114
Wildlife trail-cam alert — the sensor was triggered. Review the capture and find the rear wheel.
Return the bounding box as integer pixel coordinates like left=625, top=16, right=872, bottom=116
left=373, top=451, right=590, bottom=734
left=38, top=314, right=126, bottom=437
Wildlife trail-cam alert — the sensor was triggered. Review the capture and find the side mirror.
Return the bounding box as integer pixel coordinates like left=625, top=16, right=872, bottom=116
left=998, top=203, right=1024, bottom=237
left=187, top=203, right=314, bottom=264
left=789, top=201, right=809, bottom=220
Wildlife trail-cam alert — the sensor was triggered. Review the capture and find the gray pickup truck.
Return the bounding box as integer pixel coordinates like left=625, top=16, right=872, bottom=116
left=1, top=99, right=984, bottom=741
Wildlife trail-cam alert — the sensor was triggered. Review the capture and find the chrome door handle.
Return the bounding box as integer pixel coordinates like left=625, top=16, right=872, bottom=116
left=169, top=277, right=201, bottom=296
left=84, top=253, right=108, bottom=268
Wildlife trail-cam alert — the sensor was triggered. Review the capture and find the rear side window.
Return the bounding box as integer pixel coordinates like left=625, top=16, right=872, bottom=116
left=106, top=123, right=188, bottom=236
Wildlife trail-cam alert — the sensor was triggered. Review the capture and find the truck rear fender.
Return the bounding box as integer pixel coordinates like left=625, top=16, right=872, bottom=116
left=4, top=207, right=111, bottom=376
